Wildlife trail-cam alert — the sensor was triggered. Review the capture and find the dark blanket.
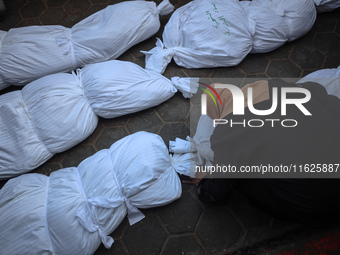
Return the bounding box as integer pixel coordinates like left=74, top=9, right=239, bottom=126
left=199, top=79, right=340, bottom=222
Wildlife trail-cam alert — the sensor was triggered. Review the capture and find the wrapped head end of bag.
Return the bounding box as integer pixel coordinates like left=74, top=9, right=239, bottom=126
left=141, top=38, right=174, bottom=74
left=156, top=0, right=174, bottom=15
left=171, top=77, right=199, bottom=98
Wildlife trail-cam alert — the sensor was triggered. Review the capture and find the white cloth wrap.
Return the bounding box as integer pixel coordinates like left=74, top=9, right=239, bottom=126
left=169, top=115, right=215, bottom=177
left=0, top=60, right=197, bottom=179
left=253, top=0, right=317, bottom=42
left=313, top=0, right=340, bottom=12
left=297, top=66, right=340, bottom=99
left=79, top=60, right=198, bottom=119
left=240, top=1, right=290, bottom=53
left=0, top=26, right=73, bottom=89
left=143, top=0, right=255, bottom=74
left=0, top=0, right=174, bottom=90
left=0, top=132, right=182, bottom=255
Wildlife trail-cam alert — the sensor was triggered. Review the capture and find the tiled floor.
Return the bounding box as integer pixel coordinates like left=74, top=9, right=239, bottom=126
left=0, top=0, right=340, bottom=254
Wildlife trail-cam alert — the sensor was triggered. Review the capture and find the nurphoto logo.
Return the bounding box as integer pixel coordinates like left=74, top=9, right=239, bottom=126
left=200, top=83, right=312, bottom=128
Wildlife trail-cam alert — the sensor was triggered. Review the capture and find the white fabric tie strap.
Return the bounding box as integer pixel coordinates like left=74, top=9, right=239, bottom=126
left=154, top=0, right=174, bottom=15
left=75, top=168, right=114, bottom=249
left=55, top=29, right=77, bottom=69
left=171, top=77, right=199, bottom=98
left=142, top=38, right=175, bottom=74
left=106, top=149, right=145, bottom=226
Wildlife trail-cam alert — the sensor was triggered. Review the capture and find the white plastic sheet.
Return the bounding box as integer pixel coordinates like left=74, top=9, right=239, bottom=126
left=143, top=0, right=255, bottom=74
left=0, top=131, right=183, bottom=255
left=0, top=60, right=199, bottom=179
left=0, top=0, right=174, bottom=90
left=297, top=66, right=340, bottom=98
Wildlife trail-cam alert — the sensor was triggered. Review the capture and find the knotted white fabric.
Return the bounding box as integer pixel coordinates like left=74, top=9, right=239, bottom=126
left=0, top=60, right=199, bottom=180
left=170, top=115, right=215, bottom=177
left=143, top=0, right=255, bottom=74
left=0, top=132, right=183, bottom=255
left=0, top=0, right=174, bottom=90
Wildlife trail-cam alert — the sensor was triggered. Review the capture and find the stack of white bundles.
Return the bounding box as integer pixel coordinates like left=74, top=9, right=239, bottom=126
left=0, top=131, right=183, bottom=255
left=313, top=0, right=340, bottom=12
left=0, top=0, right=174, bottom=90
left=253, top=0, right=317, bottom=42
left=142, top=0, right=255, bottom=74
left=297, top=66, right=340, bottom=98
left=240, top=1, right=290, bottom=53
left=0, top=60, right=199, bottom=180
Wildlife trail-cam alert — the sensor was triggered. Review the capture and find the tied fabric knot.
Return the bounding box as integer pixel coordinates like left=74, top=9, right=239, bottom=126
left=142, top=38, right=175, bottom=74
left=154, top=0, right=174, bottom=16
left=106, top=150, right=145, bottom=226
left=171, top=77, right=199, bottom=98
left=55, top=29, right=77, bottom=68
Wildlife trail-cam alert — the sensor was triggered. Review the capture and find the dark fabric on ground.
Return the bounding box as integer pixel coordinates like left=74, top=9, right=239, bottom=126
left=201, top=80, right=340, bottom=223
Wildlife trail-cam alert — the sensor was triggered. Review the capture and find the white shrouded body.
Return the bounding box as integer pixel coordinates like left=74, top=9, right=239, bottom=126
left=0, top=132, right=182, bottom=255
left=0, top=60, right=198, bottom=179
left=0, top=0, right=174, bottom=90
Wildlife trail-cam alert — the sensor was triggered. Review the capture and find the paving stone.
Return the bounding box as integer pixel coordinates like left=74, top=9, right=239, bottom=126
left=100, top=115, right=130, bottom=128
left=112, top=217, right=128, bottom=240
left=64, top=0, right=91, bottom=14
left=163, top=235, right=205, bottom=255
left=96, top=239, right=126, bottom=255
left=5, top=0, right=26, bottom=11
left=39, top=7, right=67, bottom=25
left=156, top=93, right=190, bottom=122
left=32, top=163, right=61, bottom=176
left=196, top=208, right=242, bottom=253
left=312, top=13, right=336, bottom=33
left=291, top=45, right=324, bottom=69
left=210, top=66, right=244, bottom=80
left=123, top=216, right=167, bottom=255
left=158, top=191, right=201, bottom=233
left=239, top=54, right=269, bottom=74
left=21, top=1, right=46, bottom=18
left=60, top=14, right=84, bottom=27
left=229, top=192, right=272, bottom=228
left=188, top=105, right=201, bottom=135
left=266, top=43, right=293, bottom=59
left=162, top=64, right=187, bottom=80
left=96, top=127, right=128, bottom=150
left=267, top=60, right=301, bottom=78
left=159, top=123, right=190, bottom=148
left=62, top=144, right=96, bottom=167
left=17, top=18, right=41, bottom=27
left=323, top=55, right=340, bottom=68
left=46, top=0, right=68, bottom=7
left=314, top=33, right=340, bottom=55
left=84, top=4, right=107, bottom=17
left=182, top=68, right=213, bottom=78
left=90, top=0, right=109, bottom=3
left=0, top=11, right=21, bottom=30
left=127, top=109, right=163, bottom=134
